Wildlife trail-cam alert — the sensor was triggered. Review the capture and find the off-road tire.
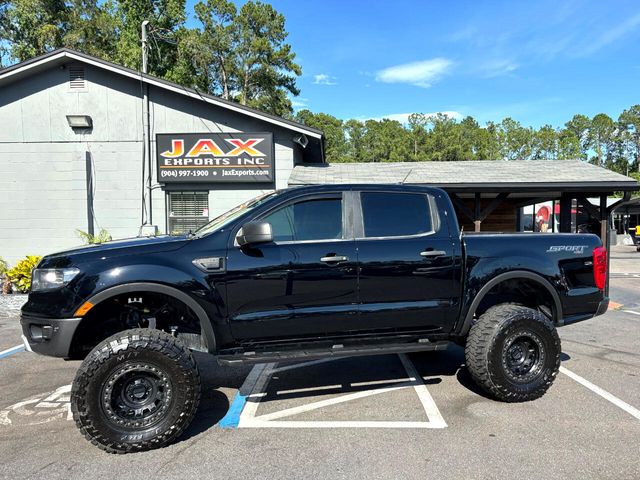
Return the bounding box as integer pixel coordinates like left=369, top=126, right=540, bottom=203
left=465, top=304, right=561, bottom=402
left=71, top=328, right=201, bottom=454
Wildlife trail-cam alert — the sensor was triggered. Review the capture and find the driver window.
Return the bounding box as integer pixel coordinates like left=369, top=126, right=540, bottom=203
left=262, top=197, right=343, bottom=242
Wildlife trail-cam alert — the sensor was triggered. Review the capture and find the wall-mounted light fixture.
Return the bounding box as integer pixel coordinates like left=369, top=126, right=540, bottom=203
left=293, top=134, right=309, bottom=149
left=66, top=114, right=93, bottom=129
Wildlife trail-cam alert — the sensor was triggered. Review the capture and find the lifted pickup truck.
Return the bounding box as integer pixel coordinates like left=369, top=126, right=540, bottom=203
left=21, top=184, right=609, bottom=453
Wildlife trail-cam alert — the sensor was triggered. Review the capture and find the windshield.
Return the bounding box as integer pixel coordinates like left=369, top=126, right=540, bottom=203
left=192, top=191, right=279, bottom=238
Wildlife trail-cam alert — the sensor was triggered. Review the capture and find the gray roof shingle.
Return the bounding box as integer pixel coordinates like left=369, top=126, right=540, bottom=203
left=288, top=160, right=639, bottom=191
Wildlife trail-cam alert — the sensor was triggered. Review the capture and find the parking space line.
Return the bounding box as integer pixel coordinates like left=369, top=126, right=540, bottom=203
left=235, top=354, right=447, bottom=429
left=622, top=310, right=640, bottom=317
left=0, top=345, right=24, bottom=360
left=239, top=420, right=444, bottom=429
left=559, top=366, right=640, bottom=421
left=270, top=357, right=343, bottom=375
left=398, top=354, right=448, bottom=428
left=276, top=384, right=342, bottom=395
left=249, top=382, right=415, bottom=422
left=218, top=362, right=275, bottom=428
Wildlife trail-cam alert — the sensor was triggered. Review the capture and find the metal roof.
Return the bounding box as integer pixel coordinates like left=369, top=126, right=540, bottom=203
left=0, top=48, right=324, bottom=140
left=288, top=160, right=640, bottom=193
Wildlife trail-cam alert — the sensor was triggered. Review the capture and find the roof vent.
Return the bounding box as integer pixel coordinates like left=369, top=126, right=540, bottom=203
left=69, top=66, right=85, bottom=89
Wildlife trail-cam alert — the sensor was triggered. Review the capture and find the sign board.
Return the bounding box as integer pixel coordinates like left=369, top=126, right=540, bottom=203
left=156, top=132, right=274, bottom=184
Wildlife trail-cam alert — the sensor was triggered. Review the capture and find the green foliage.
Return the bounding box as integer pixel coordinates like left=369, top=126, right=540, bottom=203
left=0, top=0, right=301, bottom=115
left=76, top=228, right=112, bottom=244
left=182, top=0, right=301, bottom=116
left=0, top=257, right=8, bottom=276
left=6, top=255, right=42, bottom=293
left=296, top=106, right=640, bottom=174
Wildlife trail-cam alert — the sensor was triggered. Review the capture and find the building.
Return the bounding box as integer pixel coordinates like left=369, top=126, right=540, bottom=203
left=0, top=49, right=324, bottom=264
left=289, top=160, right=639, bottom=245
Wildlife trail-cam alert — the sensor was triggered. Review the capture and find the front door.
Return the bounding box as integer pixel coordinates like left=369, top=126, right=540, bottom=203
left=355, top=190, right=459, bottom=333
left=225, top=192, right=358, bottom=341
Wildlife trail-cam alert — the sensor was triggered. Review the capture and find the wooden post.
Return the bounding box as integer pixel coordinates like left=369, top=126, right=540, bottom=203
left=600, top=194, right=608, bottom=244
left=559, top=195, right=572, bottom=233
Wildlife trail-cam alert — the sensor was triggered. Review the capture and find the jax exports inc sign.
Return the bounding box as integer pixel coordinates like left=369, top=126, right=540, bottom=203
left=156, top=133, right=274, bottom=184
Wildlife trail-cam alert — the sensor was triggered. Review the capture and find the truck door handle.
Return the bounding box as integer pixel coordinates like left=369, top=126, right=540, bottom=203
left=320, top=255, right=349, bottom=264
left=420, top=250, right=446, bottom=257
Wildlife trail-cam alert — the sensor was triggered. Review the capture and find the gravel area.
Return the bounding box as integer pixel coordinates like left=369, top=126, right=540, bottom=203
left=0, top=294, right=27, bottom=319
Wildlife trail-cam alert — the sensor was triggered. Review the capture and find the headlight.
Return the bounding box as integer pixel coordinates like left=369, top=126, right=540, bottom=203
left=31, top=268, right=80, bottom=291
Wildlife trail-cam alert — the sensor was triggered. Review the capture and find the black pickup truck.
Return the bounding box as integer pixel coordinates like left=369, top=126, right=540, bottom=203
left=21, top=184, right=609, bottom=453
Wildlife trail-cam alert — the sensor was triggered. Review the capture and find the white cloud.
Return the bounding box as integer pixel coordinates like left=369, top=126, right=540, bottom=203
left=366, top=111, right=464, bottom=124
left=291, top=98, right=308, bottom=109
left=479, top=59, right=518, bottom=78
left=313, top=74, right=337, bottom=85
left=581, top=12, right=640, bottom=56
left=375, top=58, right=453, bottom=88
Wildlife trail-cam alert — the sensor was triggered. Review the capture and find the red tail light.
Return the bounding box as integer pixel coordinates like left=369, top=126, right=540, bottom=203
left=593, top=246, right=607, bottom=290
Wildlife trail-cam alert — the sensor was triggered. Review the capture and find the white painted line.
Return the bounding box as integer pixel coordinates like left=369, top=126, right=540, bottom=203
left=560, top=366, right=640, bottom=421
left=398, top=354, right=448, bottom=428
left=241, top=420, right=442, bottom=429
left=239, top=363, right=271, bottom=396
left=250, top=382, right=415, bottom=422
left=276, top=384, right=342, bottom=396
left=351, top=377, right=412, bottom=387
left=622, top=310, right=640, bottom=316
left=238, top=353, right=447, bottom=429
left=270, top=357, right=344, bottom=374
left=238, top=363, right=276, bottom=426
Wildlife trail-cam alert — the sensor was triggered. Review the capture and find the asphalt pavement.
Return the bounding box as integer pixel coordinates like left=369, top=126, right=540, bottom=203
left=0, top=246, right=638, bottom=480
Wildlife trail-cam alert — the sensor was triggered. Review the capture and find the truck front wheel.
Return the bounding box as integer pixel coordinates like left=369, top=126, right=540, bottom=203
left=465, top=304, right=561, bottom=402
left=71, top=328, right=201, bottom=453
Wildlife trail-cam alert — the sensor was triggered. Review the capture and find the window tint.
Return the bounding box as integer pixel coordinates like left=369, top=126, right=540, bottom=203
left=361, top=192, right=432, bottom=238
left=262, top=197, right=342, bottom=242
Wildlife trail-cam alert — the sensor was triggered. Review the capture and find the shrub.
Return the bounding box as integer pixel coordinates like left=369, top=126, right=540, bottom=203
left=0, top=257, right=9, bottom=295
left=6, top=255, right=42, bottom=293
left=76, top=228, right=112, bottom=244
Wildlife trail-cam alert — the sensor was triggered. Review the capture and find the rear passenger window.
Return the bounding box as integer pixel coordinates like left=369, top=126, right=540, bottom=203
left=262, top=197, right=343, bottom=242
left=361, top=192, right=432, bottom=238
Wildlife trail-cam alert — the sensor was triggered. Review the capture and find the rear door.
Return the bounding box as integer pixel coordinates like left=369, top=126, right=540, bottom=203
left=225, top=192, right=359, bottom=341
left=355, top=190, right=459, bottom=333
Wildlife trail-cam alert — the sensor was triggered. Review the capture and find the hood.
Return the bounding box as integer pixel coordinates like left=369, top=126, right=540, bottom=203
left=45, top=235, right=190, bottom=260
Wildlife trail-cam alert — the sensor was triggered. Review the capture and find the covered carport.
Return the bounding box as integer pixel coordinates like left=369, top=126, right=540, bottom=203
left=288, top=159, right=640, bottom=246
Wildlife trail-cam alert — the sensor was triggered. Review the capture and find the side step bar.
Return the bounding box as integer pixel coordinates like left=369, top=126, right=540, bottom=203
left=216, top=340, right=450, bottom=366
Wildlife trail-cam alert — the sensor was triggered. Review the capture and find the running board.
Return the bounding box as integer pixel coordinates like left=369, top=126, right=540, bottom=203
left=216, top=341, right=450, bottom=366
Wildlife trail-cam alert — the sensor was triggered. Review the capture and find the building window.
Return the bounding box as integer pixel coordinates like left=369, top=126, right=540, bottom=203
left=167, top=192, right=209, bottom=234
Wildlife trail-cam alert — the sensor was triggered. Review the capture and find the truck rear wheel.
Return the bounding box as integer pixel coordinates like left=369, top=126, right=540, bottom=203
left=71, top=328, right=201, bottom=453
left=465, top=304, right=560, bottom=402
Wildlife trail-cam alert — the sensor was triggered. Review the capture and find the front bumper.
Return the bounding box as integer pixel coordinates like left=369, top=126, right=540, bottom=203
left=20, top=313, right=82, bottom=358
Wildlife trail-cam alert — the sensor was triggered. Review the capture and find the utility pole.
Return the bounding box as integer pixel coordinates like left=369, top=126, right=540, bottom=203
left=142, top=20, right=149, bottom=74
left=140, top=20, right=156, bottom=233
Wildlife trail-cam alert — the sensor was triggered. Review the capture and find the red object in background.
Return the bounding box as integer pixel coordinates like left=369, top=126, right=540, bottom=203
left=593, top=246, right=607, bottom=290
left=537, top=206, right=551, bottom=222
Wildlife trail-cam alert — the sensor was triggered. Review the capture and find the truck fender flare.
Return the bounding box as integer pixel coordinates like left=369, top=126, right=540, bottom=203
left=83, top=282, right=216, bottom=352
left=458, top=270, right=563, bottom=336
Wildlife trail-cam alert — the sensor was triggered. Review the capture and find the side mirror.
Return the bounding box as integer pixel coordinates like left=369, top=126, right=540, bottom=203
left=236, top=221, right=273, bottom=247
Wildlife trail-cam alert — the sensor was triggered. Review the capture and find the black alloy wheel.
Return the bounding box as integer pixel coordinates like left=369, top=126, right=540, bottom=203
left=465, top=304, right=561, bottom=402
left=71, top=328, right=201, bottom=453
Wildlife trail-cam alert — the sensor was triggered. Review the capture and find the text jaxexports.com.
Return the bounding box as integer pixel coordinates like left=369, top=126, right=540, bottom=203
left=222, top=169, right=271, bottom=177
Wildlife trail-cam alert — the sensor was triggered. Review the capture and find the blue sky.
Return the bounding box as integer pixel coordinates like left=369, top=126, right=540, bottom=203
left=187, top=0, right=640, bottom=128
